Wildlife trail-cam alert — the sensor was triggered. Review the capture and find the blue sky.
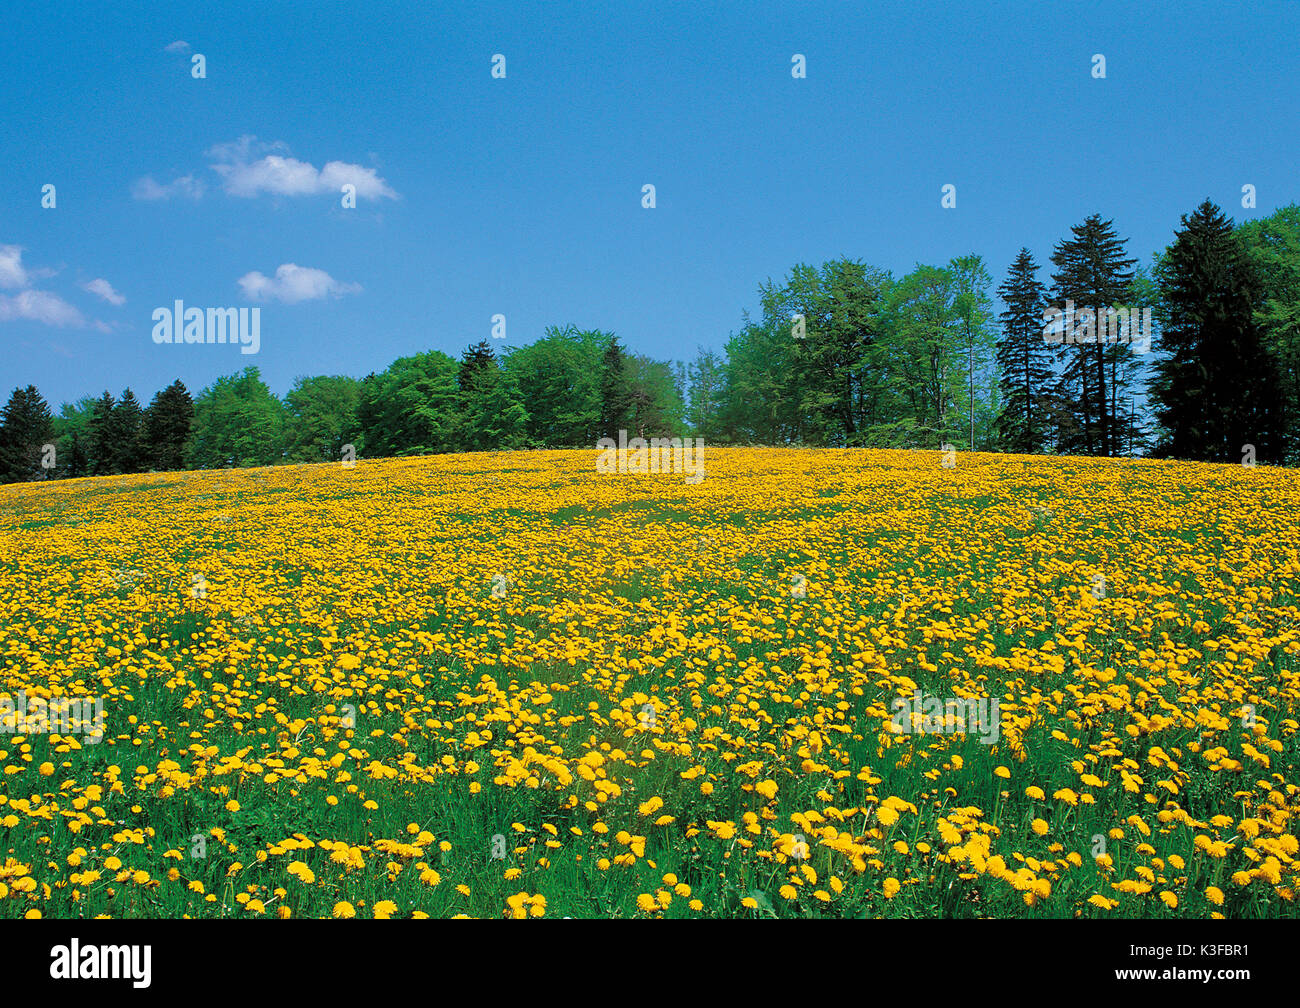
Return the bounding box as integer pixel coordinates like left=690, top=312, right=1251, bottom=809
left=2, top=0, right=1298, bottom=409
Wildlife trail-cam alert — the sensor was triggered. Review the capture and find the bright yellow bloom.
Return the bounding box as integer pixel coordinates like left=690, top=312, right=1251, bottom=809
left=287, top=861, right=315, bottom=885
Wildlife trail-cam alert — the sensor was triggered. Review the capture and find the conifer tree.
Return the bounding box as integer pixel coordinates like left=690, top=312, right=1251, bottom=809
left=0, top=385, right=55, bottom=483
left=112, top=388, right=146, bottom=473
left=143, top=380, right=195, bottom=471
left=88, top=391, right=117, bottom=475
left=599, top=336, right=634, bottom=439
left=1050, top=215, right=1137, bottom=456
left=1150, top=199, right=1284, bottom=463
left=994, top=249, right=1051, bottom=453
left=458, top=340, right=497, bottom=397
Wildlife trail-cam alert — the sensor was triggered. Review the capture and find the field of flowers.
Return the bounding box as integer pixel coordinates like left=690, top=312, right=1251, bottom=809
left=1, top=447, right=1298, bottom=918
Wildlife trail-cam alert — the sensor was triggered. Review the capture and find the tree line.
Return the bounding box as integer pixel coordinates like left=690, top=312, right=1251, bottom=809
left=0, top=327, right=679, bottom=480
left=692, top=199, right=1296, bottom=466
left=3, top=198, right=1298, bottom=483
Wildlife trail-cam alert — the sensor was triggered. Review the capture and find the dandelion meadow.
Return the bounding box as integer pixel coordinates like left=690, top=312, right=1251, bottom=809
left=1, top=447, right=1297, bottom=919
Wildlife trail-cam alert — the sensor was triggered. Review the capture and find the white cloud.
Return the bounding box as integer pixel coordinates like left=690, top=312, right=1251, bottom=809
left=318, top=161, right=397, bottom=201
left=0, top=289, right=86, bottom=327
left=237, top=263, right=361, bottom=304
left=132, top=174, right=204, bottom=201
left=0, top=244, right=109, bottom=330
left=209, top=134, right=397, bottom=200
left=164, top=40, right=192, bottom=53
left=83, top=278, right=125, bottom=306
left=0, top=245, right=29, bottom=289
left=219, top=155, right=322, bottom=198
